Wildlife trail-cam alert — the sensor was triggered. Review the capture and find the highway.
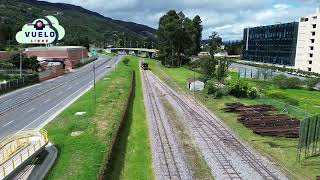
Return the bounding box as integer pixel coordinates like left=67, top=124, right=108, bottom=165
left=0, top=55, right=121, bottom=138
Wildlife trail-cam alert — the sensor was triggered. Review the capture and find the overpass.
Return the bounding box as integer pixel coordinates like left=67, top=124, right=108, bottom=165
left=0, top=129, right=48, bottom=180
left=106, top=48, right=159, bottom=58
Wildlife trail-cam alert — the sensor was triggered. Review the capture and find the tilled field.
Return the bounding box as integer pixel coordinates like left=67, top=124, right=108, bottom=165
left=144, top=67, right=288, bottom=180
left=141, top=66, right=192, bottom=180
left=223, top=103, right=300, bottom=138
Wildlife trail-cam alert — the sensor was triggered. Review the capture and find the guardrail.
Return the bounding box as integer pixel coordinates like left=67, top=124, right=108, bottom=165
left=0, top=129, right=48, bottom=180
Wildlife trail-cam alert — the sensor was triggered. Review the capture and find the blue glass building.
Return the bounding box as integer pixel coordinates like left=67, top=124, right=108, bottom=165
left=242, top=22, right=299, bottom=66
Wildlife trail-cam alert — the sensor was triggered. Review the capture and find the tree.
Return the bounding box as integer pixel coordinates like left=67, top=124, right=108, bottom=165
left=157, top=10, right=202, bottom=67
left=216, top=58, right=231, bottom=82
left=8, top=54, right=39, bottom=72
left=192, top=15, right=202, bottom=55
left=208, top=31, right=222, bottom=59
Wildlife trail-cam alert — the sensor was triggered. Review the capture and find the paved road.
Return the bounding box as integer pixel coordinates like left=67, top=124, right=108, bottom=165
left=0, top=55, right=121, bottom=138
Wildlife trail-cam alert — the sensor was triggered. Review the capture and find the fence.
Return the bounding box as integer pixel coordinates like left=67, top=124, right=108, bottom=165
left=0, top=68, right=28, bottom=74
left=257, top=95, right=311, bottom=120
left=80, top=55, right=98, bottom=64
left=0, top=129, right=48, bottom=179
left=296, top=114, right=320, bottom=161
left=238, top=67, right=276, bottom=80
left=0, top=78, right=25, bottom=93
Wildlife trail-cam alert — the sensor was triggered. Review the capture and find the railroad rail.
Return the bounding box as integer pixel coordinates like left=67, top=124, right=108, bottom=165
left=147, top=69, right=287, bottom=180
left=0, top=129, right=48, bottom=180
left=141, top=66, right=191, bottom=180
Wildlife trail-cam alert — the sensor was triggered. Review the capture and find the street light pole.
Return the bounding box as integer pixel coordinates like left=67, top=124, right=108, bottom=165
left=193, top=70, right=195, bottom=96
left=93, top=60, right=96, bottom=104
left=19, top=48, right=22, bottom=79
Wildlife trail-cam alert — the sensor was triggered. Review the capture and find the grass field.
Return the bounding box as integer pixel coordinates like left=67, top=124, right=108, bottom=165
left=106, top=56, right=154, bottom=180
left=45, top=59, right=133, bottom=180
left=145, top=59, right=320, bottom=179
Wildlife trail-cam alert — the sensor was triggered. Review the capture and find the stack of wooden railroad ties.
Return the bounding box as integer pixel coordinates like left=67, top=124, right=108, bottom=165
left=223, top=103, right=300, bottom=138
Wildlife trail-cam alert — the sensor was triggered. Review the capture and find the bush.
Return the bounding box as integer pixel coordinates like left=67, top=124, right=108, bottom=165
left=286, top=77, right=302, bottom=89
left=123, top=57, right=130, bottom=65
left=206, top=80, right=230, bottom=98
left=267, top=91, right=299, bottom=106
left=305, top=78, right=320, bottom=89
left=247, top=87, right=259, bottom=99
left=272, top=74, right=287, bottom=88
left=227, top=79, right=250, bottom=98
left=272, top=74, right=302, bottom=89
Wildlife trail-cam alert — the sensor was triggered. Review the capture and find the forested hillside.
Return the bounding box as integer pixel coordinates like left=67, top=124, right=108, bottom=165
left=0, top=0, right=156, bottom=50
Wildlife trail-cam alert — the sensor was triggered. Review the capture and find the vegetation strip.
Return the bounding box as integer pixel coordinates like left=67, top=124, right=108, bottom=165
left=45, top=59, right=133, bottom=180
left=105, top=56, right=154, bottom=180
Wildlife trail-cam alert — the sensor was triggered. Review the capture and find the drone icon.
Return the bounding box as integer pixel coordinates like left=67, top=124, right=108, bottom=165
left=27, top=20, right=52, bottom=30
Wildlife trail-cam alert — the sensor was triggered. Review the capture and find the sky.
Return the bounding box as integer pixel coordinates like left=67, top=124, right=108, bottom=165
left=43, top=0, right=318, bottom=41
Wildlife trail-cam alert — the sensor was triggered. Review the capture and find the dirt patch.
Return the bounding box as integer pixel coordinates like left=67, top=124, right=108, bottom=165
left=71, top=131, right=83, bottom=137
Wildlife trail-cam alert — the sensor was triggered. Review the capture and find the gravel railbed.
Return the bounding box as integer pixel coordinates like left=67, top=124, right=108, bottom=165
left=147, top=70, right=288, bottom=180
left=141, top=66, right=192, bottom=180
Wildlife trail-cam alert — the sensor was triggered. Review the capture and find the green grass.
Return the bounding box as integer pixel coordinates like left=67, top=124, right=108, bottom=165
left=45, top=60, right=133, bottom=180
left=145, top=59, right=320, bottom=179
left=106, top=56, right=154, bottom=180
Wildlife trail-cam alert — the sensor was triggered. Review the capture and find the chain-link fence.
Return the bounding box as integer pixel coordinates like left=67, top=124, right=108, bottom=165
left=238, top=67, right=276, bottom=80
left=297, top=114, right=320, bottom=161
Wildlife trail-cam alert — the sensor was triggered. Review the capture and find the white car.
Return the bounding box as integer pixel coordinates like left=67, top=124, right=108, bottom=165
left=106, top=66, right=111, bottom=68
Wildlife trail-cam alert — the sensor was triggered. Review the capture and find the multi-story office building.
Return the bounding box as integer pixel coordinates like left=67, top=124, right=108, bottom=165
left=242, top=22, right=299, bottom=66
left=295, top=12, right=320, bottom=73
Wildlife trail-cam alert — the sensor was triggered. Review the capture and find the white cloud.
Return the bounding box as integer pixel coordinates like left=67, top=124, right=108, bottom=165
left=16, top=18, right=57, bottom=44
left=43, top=0, right=316, bottom=40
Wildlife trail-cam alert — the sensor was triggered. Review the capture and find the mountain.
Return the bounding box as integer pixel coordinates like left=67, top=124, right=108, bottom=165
left=0, top=0, right=157, bottom=49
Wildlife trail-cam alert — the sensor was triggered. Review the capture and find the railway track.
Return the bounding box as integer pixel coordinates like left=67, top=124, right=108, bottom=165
left=146, top=69, right=287, bottom=180
left=0, top=56, right=113, bottom=116
left=141, top=67, right=191, bottom=180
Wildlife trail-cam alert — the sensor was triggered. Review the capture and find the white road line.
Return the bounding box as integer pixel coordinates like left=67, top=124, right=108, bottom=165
left=44, top=99, right=51, bottom=104
left=27, top=108, right=35, bottom=113
left=67, top=86, right=72, bottom=90
left=58, top=91, right=64, bottom=95
left=3, top=120, right=13, bottom=127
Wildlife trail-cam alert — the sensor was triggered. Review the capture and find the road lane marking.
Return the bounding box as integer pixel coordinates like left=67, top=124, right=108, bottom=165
left=3, top=120, right=13, bottom=127
left=67, top=86, right=72, bottom=90
left=58, top=91, right=63, bottom=95
left=27, top=108, right=35, bottom=113
left=19, top=56, right=120, bottom=131
left=44, top=99, right=51, bottom=104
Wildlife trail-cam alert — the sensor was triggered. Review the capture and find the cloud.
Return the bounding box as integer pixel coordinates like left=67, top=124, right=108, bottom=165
left=46, top=15, right=65, bottom=40
left=43, top=0, right=316, bottom=41
left=16, top=18, right=56, bottom=44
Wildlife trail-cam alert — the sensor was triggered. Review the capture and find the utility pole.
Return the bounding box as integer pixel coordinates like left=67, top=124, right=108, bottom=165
left=193, top=70, right=195, bottom=96
left=19, top=48, right=22, bottom=79
left=93, top=60, right=96, bottom=104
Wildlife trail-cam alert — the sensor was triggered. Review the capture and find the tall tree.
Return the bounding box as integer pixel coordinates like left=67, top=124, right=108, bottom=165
left=157, top=10, right=201, bottom=67
left=208, top=31, right=222, bottom=59
left=192, top=15, right=203, bottom=55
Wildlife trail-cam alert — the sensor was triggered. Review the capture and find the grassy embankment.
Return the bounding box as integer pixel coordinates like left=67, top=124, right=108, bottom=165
left=106, top=56, right=154, bottom=180
left=45, top=58, right=133, bottom=180
left=145, top=59, right=320, bottom=179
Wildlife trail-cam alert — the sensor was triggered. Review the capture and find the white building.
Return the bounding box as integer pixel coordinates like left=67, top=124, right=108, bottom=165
left=295, top=11, right=320, bottom=73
